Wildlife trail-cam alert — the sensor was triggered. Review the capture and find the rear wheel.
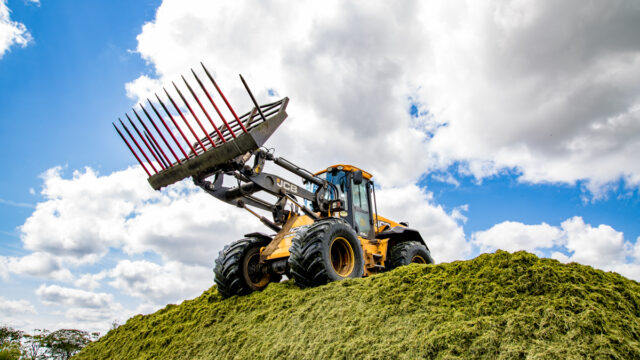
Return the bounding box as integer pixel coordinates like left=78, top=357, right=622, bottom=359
left=386, top=241, right=434, bottom=271
left=214, top=237, right=280, bottom=298
left=289, top=218, right=364, bottom=288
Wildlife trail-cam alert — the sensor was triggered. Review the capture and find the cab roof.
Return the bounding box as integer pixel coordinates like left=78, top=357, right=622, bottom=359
left=314, top=164, right=373, bottom=180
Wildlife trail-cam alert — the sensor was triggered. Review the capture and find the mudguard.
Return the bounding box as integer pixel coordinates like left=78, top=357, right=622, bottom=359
left=375, top=226, right=430, bottom=251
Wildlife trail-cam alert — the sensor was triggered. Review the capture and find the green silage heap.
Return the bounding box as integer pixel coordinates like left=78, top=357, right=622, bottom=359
left=74, top=251, right=640, bottom=359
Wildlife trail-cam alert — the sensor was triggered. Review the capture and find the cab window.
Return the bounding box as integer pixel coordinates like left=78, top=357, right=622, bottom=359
left=351, top=179, right=371, bottom=236
left=308, top=170, right=348, bottom=209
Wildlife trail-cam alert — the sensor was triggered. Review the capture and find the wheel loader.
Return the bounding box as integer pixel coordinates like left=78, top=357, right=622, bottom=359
left=113, top=64, right=434, bottom=298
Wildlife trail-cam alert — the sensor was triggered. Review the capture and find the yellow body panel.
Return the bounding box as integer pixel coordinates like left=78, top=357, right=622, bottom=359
left=263, top=214, right=314, bottom=261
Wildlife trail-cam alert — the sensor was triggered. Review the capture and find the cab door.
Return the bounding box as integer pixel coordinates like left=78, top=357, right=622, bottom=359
left=350, top=176, right=374, bottom=239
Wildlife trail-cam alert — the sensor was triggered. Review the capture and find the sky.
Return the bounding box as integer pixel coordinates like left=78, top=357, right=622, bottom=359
left=0, top=0, right=639, bottom=334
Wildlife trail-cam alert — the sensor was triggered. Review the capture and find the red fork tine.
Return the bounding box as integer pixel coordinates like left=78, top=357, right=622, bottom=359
left=172, top=81, right=216, bottom=148
left=126, top=114, right=166, bottom=170
left=140, top=103, right=181, bottom=164
left=154, top=94, right=198, bottom=156
left=119, top=118, right=158, bottom=174
left=201, top=63, right=247, bottom=133
left=113, top=122, right=152, bottom=176
left=147, top=98, right=188, bottom=160
left=133, top=108, right=172, bottom=167
left=190, top=69, right=236, bottom=139
left=182, top=75, right=226, bottom=143
left=240, top=74, right=268, bottom=123
left=164, top=88, right=208, bottom=154
left=145, top=131, right=169, bottom=169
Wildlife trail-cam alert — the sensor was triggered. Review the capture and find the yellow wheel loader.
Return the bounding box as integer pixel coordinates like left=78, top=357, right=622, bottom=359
left=113, top=64, right=434, bottom=298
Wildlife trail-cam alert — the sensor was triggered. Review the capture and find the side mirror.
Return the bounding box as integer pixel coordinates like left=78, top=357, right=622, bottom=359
left=353, top=170, right=363, bottom=185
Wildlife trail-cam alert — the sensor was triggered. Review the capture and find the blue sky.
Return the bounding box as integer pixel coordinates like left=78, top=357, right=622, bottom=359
left=1, top=0, right=639, bottom=333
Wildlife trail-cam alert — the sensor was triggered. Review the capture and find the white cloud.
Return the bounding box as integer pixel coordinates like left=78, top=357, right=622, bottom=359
left=107, top=259, right=210, bottom=305
left=74, top=271, right=107, bottom=291
left=557, top=216, right=629, bottom=268
left=473, top=216, right=640, bottom=281
left=36, top=284, right=114, bottom=309
left=20, top=166, right=156, bottom=265
left=35, top=285, right=129, bottom=334
left=127, top=0, right=640, bottom=196
left=0, top=0, right=32, bottom=58
left=1, top=252, right=72, bottom=281
left=472, top=221, right=562, bottom=254
left=0, top=296, right=36, bottom=315
left=125, top=75, right=162, bottom=105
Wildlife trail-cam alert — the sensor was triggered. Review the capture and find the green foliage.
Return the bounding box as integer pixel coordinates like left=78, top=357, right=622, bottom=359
left=74, top=251, right=640, bottom=359
left=0, top=327, right=23, bottom=346
left=0, top=326, right=23, bottom=360
left=0, top=347, right=21, bottom=360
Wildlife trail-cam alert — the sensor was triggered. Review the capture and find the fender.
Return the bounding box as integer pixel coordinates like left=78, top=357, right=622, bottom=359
left=375, top=226, right=430, bottom=251
left=244, top=232, right=272, bottom=243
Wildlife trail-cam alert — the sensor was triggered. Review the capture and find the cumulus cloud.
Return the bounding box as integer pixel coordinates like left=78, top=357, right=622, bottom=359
left=125, top=75, right=162, bottom=104
left=472, top=216, right=640, bottom=280
left=0, top=252, right=72, bottom=281
left=37, top=284, right=114, bottom=309
left=473, top=221, right=563, bottom=254
left=74, top=272, right=107, bottom=291
left=0, top=296, right=36, bottom=315
left=35, top=284, right=129, bottom=333
left=20, top=166, right=155, bottom=265
left=0, top=0, right=32, bottom=58
left=557, top=216, right=629, bottom=268
left=107, top=259, right=210, bottom=305
left=127, top=0, right=640, bottom=196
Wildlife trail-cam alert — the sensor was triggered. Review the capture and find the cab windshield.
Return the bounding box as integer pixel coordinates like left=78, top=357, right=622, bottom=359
left=309, top=170, right=348, bottom=208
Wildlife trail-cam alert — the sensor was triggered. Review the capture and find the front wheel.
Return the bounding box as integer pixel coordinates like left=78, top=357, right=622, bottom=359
left=386, top=241, right=434, bottom=271
left=214, top=237, right=280, bottom=298
left=289, top=218, right=364, bottom=288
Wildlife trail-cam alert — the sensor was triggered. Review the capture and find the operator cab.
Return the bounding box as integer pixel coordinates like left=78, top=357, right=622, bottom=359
left=314, top=165, right=376, bottom=239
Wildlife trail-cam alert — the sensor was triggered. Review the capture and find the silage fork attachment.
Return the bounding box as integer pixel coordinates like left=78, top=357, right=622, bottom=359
left=113, top=63, right=289, bottom=190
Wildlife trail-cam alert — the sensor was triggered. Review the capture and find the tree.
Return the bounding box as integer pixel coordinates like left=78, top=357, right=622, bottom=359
left=22, top=329, right=48, bottom=360
left=0, top=326, right=23, bottom=360
left=42, top=329, right=91, bottom=360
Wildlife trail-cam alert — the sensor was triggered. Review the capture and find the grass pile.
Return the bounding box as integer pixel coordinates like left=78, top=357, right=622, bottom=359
left=75, top=251, right=640, bottom=359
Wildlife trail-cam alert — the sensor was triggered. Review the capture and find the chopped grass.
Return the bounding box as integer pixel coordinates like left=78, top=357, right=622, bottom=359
left=74, top=251, right=640, bottom=359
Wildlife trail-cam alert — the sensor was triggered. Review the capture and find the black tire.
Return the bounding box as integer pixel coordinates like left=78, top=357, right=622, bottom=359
left=386, top=241, right=434, bottom=271
left=214, top=237, right=280, bottom=298
left=289, top=218, right=364, bottom=288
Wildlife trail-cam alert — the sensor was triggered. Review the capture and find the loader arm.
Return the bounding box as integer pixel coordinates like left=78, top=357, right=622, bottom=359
left=194, top=149, right=342, bottom=230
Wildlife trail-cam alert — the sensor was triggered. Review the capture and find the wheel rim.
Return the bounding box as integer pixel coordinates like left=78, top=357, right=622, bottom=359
left=411, top=255, right=427, bottom=264
left=330, top=236, right=355, bottom=277
left=244, top=252, right=270, bottom=288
